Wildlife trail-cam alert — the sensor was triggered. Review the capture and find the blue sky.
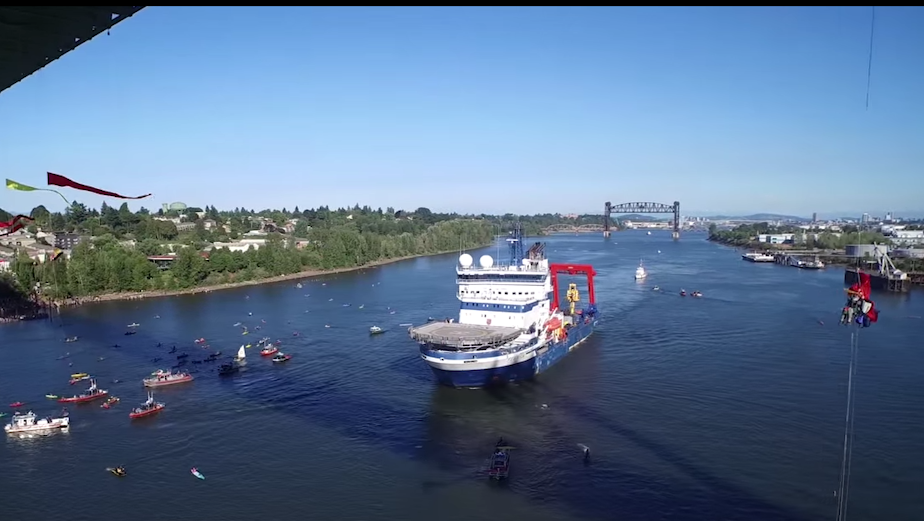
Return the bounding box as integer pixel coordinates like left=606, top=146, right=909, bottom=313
left=1, top=7, right=922, bottom=218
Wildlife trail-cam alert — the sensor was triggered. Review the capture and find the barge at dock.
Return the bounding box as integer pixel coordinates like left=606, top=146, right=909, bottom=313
left=408, top=224, right=599, bottom=388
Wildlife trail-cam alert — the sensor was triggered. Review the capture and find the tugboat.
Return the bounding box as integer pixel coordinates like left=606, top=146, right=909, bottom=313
left=217, top=362, right=239, bottom=376
left=128, top=392, right=165, bottom=419
left=4, top=411, right=70, bottom=435
left=143, top=369, right=194, bottom=388
left=58, top=379, right=109, bottom=404
left=271, top=352, right=292, bottom=364
left=488, top=438, right=512, bottom=480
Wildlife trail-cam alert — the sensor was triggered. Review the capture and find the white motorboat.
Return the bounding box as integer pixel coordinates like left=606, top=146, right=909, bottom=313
left=634, top=260, right=647, bottom=280
left=369, top=326, right=384, bottom=335
left=4, top=411, right=69, bottom=435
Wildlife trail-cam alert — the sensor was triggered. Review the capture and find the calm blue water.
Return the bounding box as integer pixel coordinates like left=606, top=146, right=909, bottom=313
left=0, top=231, right=921, bottom=521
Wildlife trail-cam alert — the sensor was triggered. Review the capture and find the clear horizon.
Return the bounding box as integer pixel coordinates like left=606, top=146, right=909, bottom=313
left=1, top=7, right=922, bottom=216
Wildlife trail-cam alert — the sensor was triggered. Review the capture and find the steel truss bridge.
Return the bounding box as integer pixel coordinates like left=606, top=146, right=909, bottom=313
left=543, top=224, right=605, bottom=233
left=604, top=201, right=681, bottom=239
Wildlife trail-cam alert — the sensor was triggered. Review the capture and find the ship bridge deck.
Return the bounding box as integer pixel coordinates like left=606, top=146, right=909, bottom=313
left=409, top=322, right=522, bottom=350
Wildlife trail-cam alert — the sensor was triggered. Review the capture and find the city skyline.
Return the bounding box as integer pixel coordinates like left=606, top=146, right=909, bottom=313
left=1, top=7, right=922, bottom=216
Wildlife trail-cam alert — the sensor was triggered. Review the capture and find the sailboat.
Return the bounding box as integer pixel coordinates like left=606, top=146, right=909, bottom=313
left=635, top=259, right=647, bottom=280
left=234, top=345, right=247, bottom=366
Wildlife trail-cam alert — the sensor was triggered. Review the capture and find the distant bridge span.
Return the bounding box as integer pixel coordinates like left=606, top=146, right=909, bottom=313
left=543, top=224, right=605, bottom=234
left=604, top=201, right=681, bottom=239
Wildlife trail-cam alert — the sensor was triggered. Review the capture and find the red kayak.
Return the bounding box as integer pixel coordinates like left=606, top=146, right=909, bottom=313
left=9, top=402, right=24, bottom=408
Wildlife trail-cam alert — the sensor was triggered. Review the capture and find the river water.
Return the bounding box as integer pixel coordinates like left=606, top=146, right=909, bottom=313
left=0, top=231, right=921, bottom=521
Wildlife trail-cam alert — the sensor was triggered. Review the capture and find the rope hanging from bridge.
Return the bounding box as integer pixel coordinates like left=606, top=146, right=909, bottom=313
left=834, top=331, right=860, bottom=521
left=864, top=6, right=876, bottom=110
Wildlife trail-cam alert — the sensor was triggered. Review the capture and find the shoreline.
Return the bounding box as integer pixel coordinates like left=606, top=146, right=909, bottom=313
left=49, top=248, right=477, bottom=309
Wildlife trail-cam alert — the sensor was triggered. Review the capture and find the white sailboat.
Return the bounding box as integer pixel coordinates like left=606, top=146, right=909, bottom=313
left=635, top=260, right=647, bottom=280
left=234, top=345, right=247, bottom=365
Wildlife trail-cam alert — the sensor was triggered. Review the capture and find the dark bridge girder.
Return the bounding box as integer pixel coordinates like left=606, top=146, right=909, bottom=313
left=603, top=201, right=681, bottom=240
left=0, top=7, right=145, bottom=95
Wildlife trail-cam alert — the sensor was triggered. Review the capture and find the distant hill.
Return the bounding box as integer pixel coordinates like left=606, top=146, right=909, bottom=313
left=704, top=213, right=807, bottom=221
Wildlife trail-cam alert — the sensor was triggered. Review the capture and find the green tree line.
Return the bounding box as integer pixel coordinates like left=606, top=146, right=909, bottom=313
left=6, top=218, right=495, bottom=299
left=708, top=223, right=889, bottom=249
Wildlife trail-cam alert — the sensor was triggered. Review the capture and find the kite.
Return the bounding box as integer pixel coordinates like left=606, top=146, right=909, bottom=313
left=6, top=178, right=70, bottom=204
left=0, top=214, right=34, bottom=237
left=840, top=271, right=879, bottom=327
left=47, top=172, right=152, bottom=200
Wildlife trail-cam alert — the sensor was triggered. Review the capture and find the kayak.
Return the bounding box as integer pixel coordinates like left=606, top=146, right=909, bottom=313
left=106, top=467, right=126, bottom=477
left=45, top=394, right=59, bottom=399
left=191, top=467, right=205, bottom=480
left=70, top=373, right=88, bottom=378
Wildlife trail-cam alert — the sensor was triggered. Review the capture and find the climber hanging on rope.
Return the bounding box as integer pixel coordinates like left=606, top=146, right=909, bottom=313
left=840, top=272, right=879, bottom=327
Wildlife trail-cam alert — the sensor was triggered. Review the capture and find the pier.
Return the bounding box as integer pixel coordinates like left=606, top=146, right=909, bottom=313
left=845, top=267, right=910, bottom=293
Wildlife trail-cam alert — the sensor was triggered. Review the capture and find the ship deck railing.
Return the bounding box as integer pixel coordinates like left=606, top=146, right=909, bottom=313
left=409, top=322, right=523, bottom=350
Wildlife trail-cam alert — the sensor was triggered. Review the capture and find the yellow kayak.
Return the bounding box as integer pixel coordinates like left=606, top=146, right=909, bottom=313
left=245, top=344, right=252, bottom=348
left=70, top=373, right=88, bottom=378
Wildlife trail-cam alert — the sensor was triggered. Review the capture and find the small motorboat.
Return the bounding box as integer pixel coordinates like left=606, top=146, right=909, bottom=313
left=217, top=362, right=239, bottom=376
left=64, top=336, right=78, bottom=343
left=127, top=323, right=140, bottom=328
left=129, top=392, right=165, bottom=419
left=106, top=466, right=127, bottom=477
left=271, top=353, right=292, bottom=364
left=191, top=467, right=205, bottom=480
left=101, top=397, right=120, bottom=409
left=369, top=326, right=384, bottom=335
left=652, top=286, right=660, bottom=291
left=488, top=438, right=513, bottom=480
left=691, top=291, right=703, bottom=298
left=260, top=345, right=279, bottom=356
left=9, top=402, right=24, bottom=408
left=680, top=289, right=687, bottom=297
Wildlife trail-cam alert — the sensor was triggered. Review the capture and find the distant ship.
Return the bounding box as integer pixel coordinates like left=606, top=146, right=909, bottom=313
left=408, top=224, right=599, bottom=388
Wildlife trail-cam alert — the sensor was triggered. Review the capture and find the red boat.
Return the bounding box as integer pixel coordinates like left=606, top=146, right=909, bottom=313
left=9, top=402, right=24, bottom=408
left=260, top=346, right=279, bottom=356
left=58, top=380, right=109, bottom=404
left=129, top=392, right=165, bottom=419
left=101, top=397, right=120, bottom=409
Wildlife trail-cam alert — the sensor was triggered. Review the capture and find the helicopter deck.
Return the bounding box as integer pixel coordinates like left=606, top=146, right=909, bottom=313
left=408, top=322, right=522, bottom=350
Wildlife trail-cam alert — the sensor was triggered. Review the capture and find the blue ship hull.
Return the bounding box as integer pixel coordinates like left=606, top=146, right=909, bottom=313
left=427, top=315, right=598, bottom=388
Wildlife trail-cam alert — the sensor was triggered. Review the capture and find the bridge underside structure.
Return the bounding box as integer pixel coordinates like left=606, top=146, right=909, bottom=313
left=0, top=7, right=144, bottom=95
left=543, top=224, right=605, bottom=234
left=604, top=201, right=681, bottom=239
